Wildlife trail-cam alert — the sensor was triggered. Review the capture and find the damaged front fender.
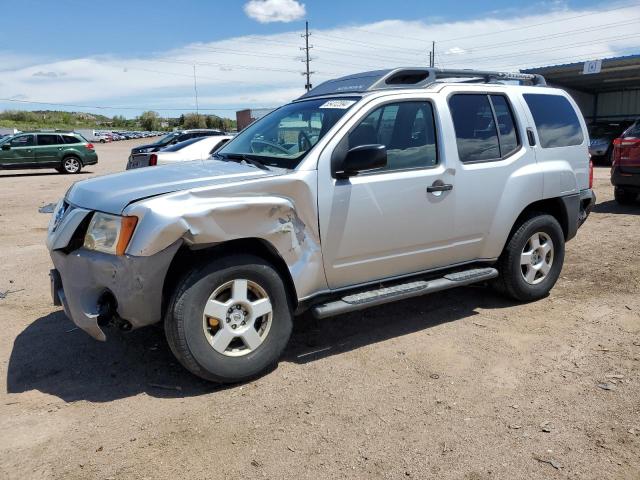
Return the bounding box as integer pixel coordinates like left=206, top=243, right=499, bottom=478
left=123, top=171, right=327, bottom=300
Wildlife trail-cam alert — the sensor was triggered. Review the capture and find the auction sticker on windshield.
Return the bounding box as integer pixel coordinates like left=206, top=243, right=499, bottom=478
left=319, top=100, right=357, bottom=109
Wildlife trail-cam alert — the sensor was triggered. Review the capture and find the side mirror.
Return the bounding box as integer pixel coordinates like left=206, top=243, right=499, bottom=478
left=1, top=144, right=10, bottom=150
left=333, top=144, right=387, bottom=178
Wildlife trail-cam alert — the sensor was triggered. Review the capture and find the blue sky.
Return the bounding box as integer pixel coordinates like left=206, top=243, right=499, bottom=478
left=0, top=0, right=637, bottom=118
left=2, top=0, right=606, bottom=58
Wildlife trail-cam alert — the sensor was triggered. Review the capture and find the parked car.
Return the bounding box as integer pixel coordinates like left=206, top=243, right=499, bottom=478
left=130, top=129, right=226, bottom=155
left=47, top=67, right=595, bottom=383
left=1, top=131, right=97, bottom=173
left=611, top=119, right=640, bottom=204
left=126, top=135, right=233, bottom=170
left=588, top=121, right=632, bottom=164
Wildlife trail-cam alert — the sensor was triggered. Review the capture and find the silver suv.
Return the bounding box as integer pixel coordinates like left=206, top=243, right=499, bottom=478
left=46, top=68, right=596, bottom=383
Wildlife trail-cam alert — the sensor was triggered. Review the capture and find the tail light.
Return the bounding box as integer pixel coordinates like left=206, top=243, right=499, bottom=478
left=588, top=158, right=593, bottom=189
left=149, top=154, right=158, bottom=166
left=611, top=138, right=622, bottom=168
left=86, top=143, right=94, bottom=150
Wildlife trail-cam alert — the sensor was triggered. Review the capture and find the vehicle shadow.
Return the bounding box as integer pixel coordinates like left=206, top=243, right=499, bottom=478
left=284, top=286, right=514, bottom=363
left=592, top=199, right=640, bottom=215
left=6, top=286, right=515, bottom=402
left=0, top=171, right=93, bottom=179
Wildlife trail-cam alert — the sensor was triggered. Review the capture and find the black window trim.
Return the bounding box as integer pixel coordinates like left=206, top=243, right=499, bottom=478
left=448, top=92, right=523, bottom=165
left=344, top=98, right=441, bottom=177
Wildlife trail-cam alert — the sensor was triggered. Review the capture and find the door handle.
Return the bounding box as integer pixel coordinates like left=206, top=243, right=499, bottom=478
left=427, top=183, right=453, bottom=193
left=526, top=128, right=536, bottom=146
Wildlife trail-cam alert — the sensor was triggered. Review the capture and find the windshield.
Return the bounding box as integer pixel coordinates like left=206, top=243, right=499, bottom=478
left=217, top=97, right=359, bottom=168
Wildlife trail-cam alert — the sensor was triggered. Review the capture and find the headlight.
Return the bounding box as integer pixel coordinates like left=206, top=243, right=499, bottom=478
left=84, top=212, right=138, bottom=255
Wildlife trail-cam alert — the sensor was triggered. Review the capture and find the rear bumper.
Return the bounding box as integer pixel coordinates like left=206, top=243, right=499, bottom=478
left=561, top=189, right=596, bottom=241
left=611, top=167, right=640, bottom=190
left=50, top=241, right=181, bottom=341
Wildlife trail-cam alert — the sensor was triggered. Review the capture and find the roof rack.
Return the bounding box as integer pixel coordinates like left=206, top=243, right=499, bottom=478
left=298, top=67, right=546, bottom=100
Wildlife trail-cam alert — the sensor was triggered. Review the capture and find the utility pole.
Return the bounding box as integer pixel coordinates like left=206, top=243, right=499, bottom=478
left=300, top=20, right=314, bottom=91
left=193, top=64, right=199, bottom=115
left=431, top=41, right=436, bottom=68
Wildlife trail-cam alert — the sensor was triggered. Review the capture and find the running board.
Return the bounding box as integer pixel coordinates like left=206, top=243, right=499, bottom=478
left=311, top=267, right=498, bottom=319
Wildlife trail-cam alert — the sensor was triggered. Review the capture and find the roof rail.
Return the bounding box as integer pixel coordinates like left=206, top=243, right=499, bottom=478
left=298, top=67, right=546, bottom=100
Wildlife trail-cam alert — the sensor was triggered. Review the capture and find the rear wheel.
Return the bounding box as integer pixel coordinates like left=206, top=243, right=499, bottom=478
left=494, top=214, right=565, bottom=302
left=165, top=254, right=293, bottom=383
left=614, top=187, right=637, bottom=205
left=60, top=156, right=82, bottom=174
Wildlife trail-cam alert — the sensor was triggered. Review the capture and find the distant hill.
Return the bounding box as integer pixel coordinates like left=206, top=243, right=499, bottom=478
left=0, top=109, right=235, bottom=131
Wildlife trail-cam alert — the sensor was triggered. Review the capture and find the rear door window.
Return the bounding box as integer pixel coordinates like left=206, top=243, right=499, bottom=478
left=37, top=134, right=61, bottom=146
left=449, top=94, right=500, bottom=162
left=523, top=94, right=584, bottom=148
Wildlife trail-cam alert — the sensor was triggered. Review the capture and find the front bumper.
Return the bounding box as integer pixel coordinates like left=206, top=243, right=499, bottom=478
left=50, top=239, right=181, bottom=341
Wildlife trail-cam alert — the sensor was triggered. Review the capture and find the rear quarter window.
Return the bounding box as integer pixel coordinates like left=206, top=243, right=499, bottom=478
left=62, top=136, right=82, bottom=144
left=523, top=94, right=584, bottom=148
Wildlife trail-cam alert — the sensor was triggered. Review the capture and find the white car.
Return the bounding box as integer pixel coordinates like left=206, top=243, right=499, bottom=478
left=126, top=135, right=233, bottom=170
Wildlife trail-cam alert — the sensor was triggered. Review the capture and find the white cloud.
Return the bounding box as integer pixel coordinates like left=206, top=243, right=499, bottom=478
left=445, top=47, right=466, bottom=55
left=1, top=3, right=638, bottom=117
left=244, top=0, right=305, bottom=23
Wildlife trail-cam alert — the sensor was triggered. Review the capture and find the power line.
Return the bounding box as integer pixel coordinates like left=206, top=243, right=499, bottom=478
left=439, top=32, right=640, bottom=65
left=437, top=2, right=640, bottom=43
left=438, top=17, right=640, bottom=56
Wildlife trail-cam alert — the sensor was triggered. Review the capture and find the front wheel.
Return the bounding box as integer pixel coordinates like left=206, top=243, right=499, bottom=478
left=165, top=254, right=293, bottom=383
left=494, top=214, right=565, bottom=302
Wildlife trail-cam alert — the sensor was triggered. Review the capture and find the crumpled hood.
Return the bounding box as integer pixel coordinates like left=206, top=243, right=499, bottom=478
left=67, top=159, right=279, bottom=214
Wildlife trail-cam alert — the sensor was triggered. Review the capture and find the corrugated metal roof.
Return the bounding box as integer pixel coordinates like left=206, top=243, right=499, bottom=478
left=521, top=54, right=640, bottom=93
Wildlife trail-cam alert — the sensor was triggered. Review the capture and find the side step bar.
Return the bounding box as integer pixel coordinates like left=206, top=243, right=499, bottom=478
left=311, top=267, right=498, bottom=319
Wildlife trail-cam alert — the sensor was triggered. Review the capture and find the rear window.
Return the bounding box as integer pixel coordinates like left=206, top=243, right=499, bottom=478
left=523, top=94, right=584, bottom=148
left=162, top=137, right=202, bottom=152
left=37, top=134, right=61, bottom=146
left=623, top=122, right=640, bottom=138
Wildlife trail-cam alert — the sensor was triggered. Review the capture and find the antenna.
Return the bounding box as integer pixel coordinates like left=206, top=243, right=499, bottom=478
left=193, top=65, right=199, bottom=115
left=300, top=20, right=314, bottom=91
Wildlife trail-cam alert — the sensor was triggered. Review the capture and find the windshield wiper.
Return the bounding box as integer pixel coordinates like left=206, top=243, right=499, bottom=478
left=213, top=153, right=270, bottom=171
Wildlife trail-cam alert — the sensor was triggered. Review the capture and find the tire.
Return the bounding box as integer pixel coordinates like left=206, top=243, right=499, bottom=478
left=493, top=213, right=565, bottom=302
left=614, top=187, right=636, bottom=205
left=165, top=254, right=293, bottom=383
left=60, top=156, right=82, bottom=174
left=99, top=139, right=106, bottom=144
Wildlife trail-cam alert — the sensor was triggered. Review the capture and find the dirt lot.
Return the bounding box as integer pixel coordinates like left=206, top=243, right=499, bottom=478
left=0, top=139, right=638, bottom=479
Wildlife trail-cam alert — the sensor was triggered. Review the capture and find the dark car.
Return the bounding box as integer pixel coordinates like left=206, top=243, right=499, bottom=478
left=0, top=132, right=98, bottom=174
left=130, top=129, right=225, bottom=155
left=588, top=121, right=632, bottom=164
left=611, top=119, right=640, bottom=204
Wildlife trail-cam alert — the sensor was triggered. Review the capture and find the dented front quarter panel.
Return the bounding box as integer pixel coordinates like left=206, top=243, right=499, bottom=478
left=123, top=170, right=327, bottom=299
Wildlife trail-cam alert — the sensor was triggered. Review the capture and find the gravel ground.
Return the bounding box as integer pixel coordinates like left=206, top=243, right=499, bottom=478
left=0, top=140, right=638, bottom=479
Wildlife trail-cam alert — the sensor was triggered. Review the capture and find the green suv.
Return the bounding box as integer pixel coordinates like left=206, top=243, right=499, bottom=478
left=0, top=132, right=98, bottom=174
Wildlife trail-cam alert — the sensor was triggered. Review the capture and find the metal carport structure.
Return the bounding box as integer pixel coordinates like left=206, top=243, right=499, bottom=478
left=522, top=54, right=640, bottom=123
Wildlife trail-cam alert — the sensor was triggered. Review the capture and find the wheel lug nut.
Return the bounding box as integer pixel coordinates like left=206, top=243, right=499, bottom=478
left=241, top=321, right=246, bottom=326
left=231, top=324, right=237, bottom=330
